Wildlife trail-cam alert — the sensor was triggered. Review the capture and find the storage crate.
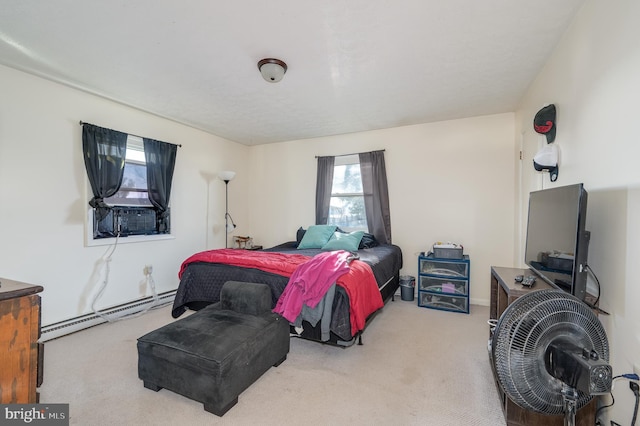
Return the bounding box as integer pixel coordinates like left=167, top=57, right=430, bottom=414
left=418, top=275, right=468, bottom=296
left=418, top=293, right=469, bottom=313
left=419, top=255, right=469, bottom=278
left=418, top=253, right=470, bottom=314
left=432, top=246, right=463, bottom=259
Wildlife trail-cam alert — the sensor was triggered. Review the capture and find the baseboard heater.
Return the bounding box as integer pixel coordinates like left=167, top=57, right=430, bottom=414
left=40, top=290, right=176, bottom=342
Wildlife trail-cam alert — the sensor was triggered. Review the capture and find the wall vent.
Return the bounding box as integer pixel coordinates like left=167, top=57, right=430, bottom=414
left=40, top=290, right=176, bottom=342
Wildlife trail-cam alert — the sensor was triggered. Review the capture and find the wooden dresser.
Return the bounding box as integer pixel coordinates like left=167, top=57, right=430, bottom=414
left=0, top=278, right=44, bottom=403
left=489, top=266, right=596, bottom=426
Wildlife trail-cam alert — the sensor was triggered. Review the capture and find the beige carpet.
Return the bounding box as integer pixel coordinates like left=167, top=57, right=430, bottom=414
left=39, top=298, right=506, bottom=425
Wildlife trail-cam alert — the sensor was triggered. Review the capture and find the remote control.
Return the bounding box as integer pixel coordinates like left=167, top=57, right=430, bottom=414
left=522, top=276, right=537, bottom=287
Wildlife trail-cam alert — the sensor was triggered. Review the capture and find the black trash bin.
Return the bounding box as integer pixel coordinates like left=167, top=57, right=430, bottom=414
left=399, top=275, right=415, bottom=301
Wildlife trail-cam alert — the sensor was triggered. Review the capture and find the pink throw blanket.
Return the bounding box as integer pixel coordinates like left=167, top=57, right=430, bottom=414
left=273, top=251, right=352, bottom=322
left=337, top=260, right=384, bottom=334
left=178, top=249, right=310, bottom=278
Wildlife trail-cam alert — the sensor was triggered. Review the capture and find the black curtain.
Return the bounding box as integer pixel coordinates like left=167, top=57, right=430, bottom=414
left=82, top=124, right=128, bottom=221
left=143, top=138, right=177, bottom=233
left=315, top=156, right=335, bottom=225
left=360, top=150, right=392, bottom=244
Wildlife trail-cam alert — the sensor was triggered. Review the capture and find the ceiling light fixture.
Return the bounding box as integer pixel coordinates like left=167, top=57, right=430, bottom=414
left=258, top=58, right=287, bottom=83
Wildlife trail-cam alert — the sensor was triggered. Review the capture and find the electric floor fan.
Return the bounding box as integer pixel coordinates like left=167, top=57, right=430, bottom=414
left=490, top=289, right=612, bottom=426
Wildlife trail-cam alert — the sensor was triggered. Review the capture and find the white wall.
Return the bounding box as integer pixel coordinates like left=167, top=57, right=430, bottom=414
left=515, top=0, right=640, bottom=423
left=0, top=62, right=516, bottom=323
left=0, top=64, right=249, bottom=325
left=247, top=113, right=517, bottom=305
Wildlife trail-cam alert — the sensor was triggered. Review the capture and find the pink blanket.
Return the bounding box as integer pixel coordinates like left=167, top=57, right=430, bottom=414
left=274, top=251, right=351, bottom=323
left=337, top=260, right=384, bottom=334
left=178, top=249, right=310, bottom=278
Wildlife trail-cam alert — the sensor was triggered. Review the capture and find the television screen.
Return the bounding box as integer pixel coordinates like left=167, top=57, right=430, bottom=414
left=524, top=183, right=590, bottom=301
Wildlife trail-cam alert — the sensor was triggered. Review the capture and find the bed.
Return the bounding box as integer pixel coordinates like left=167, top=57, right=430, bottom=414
left=172, top=230, right=403, bottom=347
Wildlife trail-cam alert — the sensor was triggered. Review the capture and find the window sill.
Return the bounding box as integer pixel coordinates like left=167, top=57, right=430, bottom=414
left=85, top=233, right=175, bottom=247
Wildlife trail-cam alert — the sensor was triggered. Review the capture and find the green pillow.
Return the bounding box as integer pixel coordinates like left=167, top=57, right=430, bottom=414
left=297, top=225, right=337, bottom=249
left=322, top=231, right=365, bottom=252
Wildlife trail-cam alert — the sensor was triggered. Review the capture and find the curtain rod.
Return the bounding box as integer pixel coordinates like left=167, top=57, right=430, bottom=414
left=79, top=121, right=182, bottom=147
left=315, top=149, right=385, bottom=158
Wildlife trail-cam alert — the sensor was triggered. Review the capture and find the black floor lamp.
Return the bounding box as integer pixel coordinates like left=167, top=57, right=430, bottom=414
left=218, top=171, right=236, bottom=248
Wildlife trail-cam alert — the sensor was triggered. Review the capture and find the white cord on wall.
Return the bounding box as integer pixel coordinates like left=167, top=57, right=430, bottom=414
left=90, top=233, right=164, bottom=322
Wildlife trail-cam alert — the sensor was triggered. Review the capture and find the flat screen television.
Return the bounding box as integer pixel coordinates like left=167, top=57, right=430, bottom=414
left=524, top=183, right=590, bottom=301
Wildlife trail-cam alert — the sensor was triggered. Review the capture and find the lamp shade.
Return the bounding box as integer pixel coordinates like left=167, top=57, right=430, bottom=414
left=258, top=58, right=287, bottom=83
left=218, top=170, right=236, bottom=182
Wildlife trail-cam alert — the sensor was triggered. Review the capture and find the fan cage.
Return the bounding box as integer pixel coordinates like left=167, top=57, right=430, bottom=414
left=491, top=289, right=609, bottom=415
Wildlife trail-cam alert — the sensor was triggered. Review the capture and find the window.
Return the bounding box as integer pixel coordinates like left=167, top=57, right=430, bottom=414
left=104, top=136, right=152, bottom=207
left=86, top=135, right=175, bottom=245
left=92, top=135, right=170, bottom=240
left=82, top=123, right=177, bottom=246
left=328, top=155, right=367, bottom=231
left=316, top=150, right=390, bottom=244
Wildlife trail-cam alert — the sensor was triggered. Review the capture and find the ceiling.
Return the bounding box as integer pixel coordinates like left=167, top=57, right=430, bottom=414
left=0, top=1, right=585, bottom=146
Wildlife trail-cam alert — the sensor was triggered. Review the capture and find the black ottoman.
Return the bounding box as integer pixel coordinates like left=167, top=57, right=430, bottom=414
left=137, top=281, right=290, bottom=416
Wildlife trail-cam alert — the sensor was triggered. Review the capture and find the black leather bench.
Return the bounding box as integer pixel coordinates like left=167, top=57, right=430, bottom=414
left=137, top=281, right=289, bottom=416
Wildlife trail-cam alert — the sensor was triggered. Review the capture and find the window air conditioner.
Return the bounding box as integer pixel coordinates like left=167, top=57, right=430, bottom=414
left=93, top=206, right=167, bottom=239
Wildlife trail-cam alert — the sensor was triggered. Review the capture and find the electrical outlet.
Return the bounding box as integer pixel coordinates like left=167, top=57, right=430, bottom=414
left=144, top=265, right=153, bottom=275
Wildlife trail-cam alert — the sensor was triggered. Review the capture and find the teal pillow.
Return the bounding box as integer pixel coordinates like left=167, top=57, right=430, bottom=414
left=297, top=225, right=337, bottom=249
left=322, top=231, right=365, bottom=252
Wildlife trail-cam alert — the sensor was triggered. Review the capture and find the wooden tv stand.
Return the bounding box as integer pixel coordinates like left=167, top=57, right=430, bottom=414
left=489, top=266, right=596, bottom=426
